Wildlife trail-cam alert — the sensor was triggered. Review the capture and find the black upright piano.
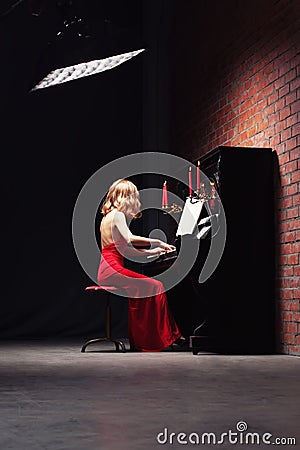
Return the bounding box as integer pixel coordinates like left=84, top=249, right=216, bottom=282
left=144, top=146, right=276, bottom=355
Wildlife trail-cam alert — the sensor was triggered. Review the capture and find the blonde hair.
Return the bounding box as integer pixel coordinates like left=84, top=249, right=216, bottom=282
left=101, top=179, right=142, bottom=219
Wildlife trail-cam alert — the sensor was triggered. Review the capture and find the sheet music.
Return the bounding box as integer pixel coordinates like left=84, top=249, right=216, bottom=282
left=197, top=225, right=211, bottom=239
left=176, top=198, right=204, bottom=236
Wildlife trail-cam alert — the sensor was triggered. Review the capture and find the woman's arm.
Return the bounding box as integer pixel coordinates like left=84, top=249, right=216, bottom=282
left=113, top=211, right=175, bottom=251
left=124, top=246, right=164, bottom=261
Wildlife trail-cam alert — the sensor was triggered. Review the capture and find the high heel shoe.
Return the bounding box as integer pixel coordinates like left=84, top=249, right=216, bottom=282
left=173, top=336, right=189, bottom=348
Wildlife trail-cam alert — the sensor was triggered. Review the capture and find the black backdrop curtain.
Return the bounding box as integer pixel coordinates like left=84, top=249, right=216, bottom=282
left=0, top=1, right=143, bottom=338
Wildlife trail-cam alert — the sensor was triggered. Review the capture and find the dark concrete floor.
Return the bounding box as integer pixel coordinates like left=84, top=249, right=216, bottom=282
left=0, top=339, right=300, bottom=450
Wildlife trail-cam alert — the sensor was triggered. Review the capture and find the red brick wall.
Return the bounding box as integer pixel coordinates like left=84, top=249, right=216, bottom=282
left=169, top=0, right=300, bottom=355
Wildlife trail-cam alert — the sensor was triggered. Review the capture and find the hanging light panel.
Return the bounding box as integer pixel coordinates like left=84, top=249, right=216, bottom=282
left=31, top=48, right=145, bottom=91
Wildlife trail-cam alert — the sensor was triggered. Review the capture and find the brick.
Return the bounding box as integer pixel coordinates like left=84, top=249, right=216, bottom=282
left=275, top=98, right=285, bottom=112
left=273, top=53, right=287, bottom=70
left=278, top=152, right=290, bottom=165
left=287, top=207, right=299, bottom=219
left=268, top=91, right=279, bottom=105
left=276, top=142, right=286, bottom=154
left=281, top=197, right=293, bottom=208
left=283, top=333, right=295, bottom=344
left=277, top=186, right=286, bottom=198
left=291, top=123, right=300, bottom=137
left=279, top=106, right=291, bottom=121
left=281, top=242, right=292, bottom=254
left=286, top=183, right=298, bottom=195
left=275, top=121, right=287, bottom=134
left=291, top=100, right=300, bottom=114
left=281, top=128, right=292, bottom=141
left=279, top=266, right=293, bottom=277
left=286, top=91, right=297, bottom=105
left=279, top=84, right=290, bottom=98
left=280, top=174, right=291, bottom=186
left=269, top=69, right=280, bottom=83
left=293, top=288, right=300, bottom=299
left=288, top=298, right=300, bottom=308
left=290, top=77, right=300, bottom=92
left=288, top=345, right=300, bottom=354
left=286, top=114, right=298, bottom=128
left=265, top=127, right=275, bottom=139
left=280, top=231, right=295, bottom=242
left=274, top=76, right=286, bottom=90
left=285, top=68, right=297, bottom=83
left=285, top=137, right=297, bottom=151
left=287, top=254, right=299, bottom=265
left=281, top=288, right=294, bottom=299
left=270, top=134, right=280, bottom=147
left=279, top=221, right=290, bottom=232
left=268, top=112, right=280, bottom=127
left=283, top=322, right=297, bottom=333
left=279, top=62, right=291, bottom=77
left=279, top=278, right=289, bottom=289
left=235, top=131, right=246, bottom=142
left=290, top=54, right=300, bottom=69
left=257, top=121, right=268, bottom=132
left=284, top=160, right=297, bottom=173
left=279, top=251, right=288, bottom=264
left=282, top=311, right=293, bottom=321
left=293, top=194, right=300, bottom=206
left=291, top=242, right=300, bottom=253
left=291, top=170, right=300, bottom=183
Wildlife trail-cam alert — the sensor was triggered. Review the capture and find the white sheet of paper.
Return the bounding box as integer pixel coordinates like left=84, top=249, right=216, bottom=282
left=197, top=225, right=211, bottom=239
left=176, top=198, right=204, bottom=236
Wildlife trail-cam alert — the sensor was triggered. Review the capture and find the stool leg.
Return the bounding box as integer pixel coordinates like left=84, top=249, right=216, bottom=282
left=106, top=303, right=111, bottom=339
left=113, top=339, right=126, bottom=353
left=81, top=338, right=108, bottom=352
left=106, top=299, right=126, bottom=352
left=81, top=296, right=126, bottom=353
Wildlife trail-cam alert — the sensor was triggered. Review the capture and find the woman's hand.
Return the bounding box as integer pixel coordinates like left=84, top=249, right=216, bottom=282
left=157, top=240, right=176, bottom=252
left=147, top=247, right=165, bottom=256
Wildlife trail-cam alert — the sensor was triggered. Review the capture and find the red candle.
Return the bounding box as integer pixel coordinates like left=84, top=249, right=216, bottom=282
left=196, top=160, right=200, bottom=191
left=210, top=181, right=215, bottom=208
left=189, top=166, right=193, bottom=196
left=162, top=180, right=168, bottom=207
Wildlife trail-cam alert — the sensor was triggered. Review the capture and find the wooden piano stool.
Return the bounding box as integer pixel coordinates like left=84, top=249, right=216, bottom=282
left=81, top=286, right=126, bottom=353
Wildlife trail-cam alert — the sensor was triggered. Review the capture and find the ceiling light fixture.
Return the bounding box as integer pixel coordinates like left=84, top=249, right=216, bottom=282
left=30, top=48, right=145, bottom=91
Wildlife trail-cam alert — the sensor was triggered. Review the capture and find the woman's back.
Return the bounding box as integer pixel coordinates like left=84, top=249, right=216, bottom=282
left=100, top=210, right=118, bottom=248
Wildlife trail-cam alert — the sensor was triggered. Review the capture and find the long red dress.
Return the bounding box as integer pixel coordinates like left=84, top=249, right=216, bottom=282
left=97, top=240, right=181, bottom=352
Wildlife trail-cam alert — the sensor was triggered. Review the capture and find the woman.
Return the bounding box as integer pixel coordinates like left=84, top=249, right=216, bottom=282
left=97, top=178, right=184, bottom=352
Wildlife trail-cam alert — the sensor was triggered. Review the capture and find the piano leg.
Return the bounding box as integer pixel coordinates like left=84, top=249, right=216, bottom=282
left=189, top=335, right=218, bottom=355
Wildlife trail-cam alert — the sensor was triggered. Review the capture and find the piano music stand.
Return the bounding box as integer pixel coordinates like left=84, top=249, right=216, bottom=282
left=176, top=197, right=204, bottom=237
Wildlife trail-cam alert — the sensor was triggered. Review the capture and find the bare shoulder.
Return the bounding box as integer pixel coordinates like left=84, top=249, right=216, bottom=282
left=112, top=210, right=126, bottom=221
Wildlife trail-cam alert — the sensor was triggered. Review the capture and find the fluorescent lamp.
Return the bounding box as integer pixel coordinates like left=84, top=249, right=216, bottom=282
left=31, top=48, right=145, bottom=91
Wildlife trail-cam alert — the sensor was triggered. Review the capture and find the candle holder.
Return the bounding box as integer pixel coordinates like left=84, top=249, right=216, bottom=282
left=194, top=183, right=207, bottom=200
left=190, top=182, right=218, bottom=204
left=161, top=203, right=183, bottom=214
